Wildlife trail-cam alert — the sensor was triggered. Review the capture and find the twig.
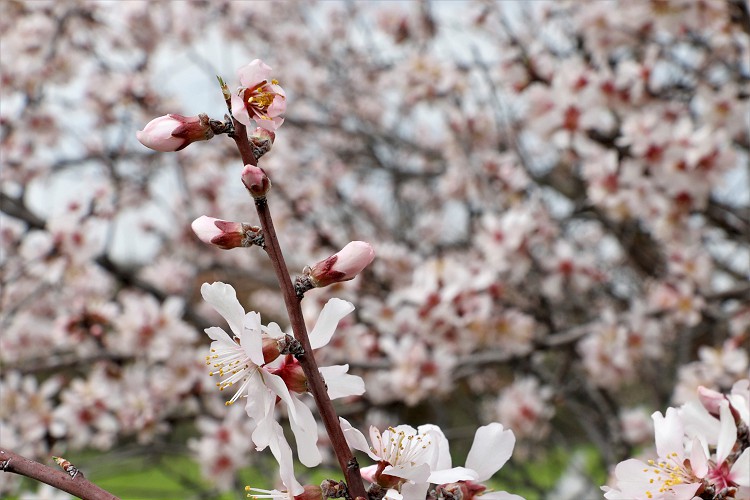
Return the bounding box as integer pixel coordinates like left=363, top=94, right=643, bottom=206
left=0, top=448, right=120, bottom=500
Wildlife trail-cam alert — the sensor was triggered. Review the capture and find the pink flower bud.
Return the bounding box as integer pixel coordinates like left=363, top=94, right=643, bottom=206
left=435, top=482, right=486, bottom=500
left=307, top=241, right=375, bottom=288
left=136, top=113, right=213, bottom=152
left=698, top=386, right=726, bottom=417
left=269, top=356, right=307, bottom=394
left=191, top=215, right=260, bottom=250
left=249, top=127, right=276, bottom=160
left=241, top=164, right=271, bottom=198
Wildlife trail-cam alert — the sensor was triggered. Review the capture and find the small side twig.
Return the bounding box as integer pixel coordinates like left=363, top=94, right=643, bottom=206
left=0, top=448, right=120, bottom=500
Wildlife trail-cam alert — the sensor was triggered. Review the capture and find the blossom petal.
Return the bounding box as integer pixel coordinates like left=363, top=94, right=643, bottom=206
left=427, top=466, right=479, bottom=485
left=201, top=282, right=245, bottom=338
left=653, top=408, right=684, bottom=461
left=399, top=478, right=430, bottom=500
left=245, top=369, right=273, bottom=429
left=231, top=92, right=252, bottom=126
left=204, top=326, right=233, bottom=345
left=267, top=419, right=305, bottom=496
left=237, top=59, right=272, bottom=87
left=729, top=448, right=750, bottom=487
left=319, top=365, right=365, bottom=399
left=383, top=462, right=431, bottom=482
left=309, top=298, right=355, bottom=350
left=340, top=417, right=381, bottom=461
left=716, top=401, right=737, bottom=465
left=242, top=311, right=265, bottom=367
left=690, top=436, right=708, bottom=479
left=287, top=393, right=323, bottom=467
left=465, top=423, right=516, bottom=482
left=263, top=371, right=321, bottom=467
left=418, top=424, right=451, bottom=471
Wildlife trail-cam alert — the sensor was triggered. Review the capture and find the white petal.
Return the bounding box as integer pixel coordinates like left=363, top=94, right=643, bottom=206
left=428, top=466, right=479, bottom=485
left=653, top=408, right=684, bottom=461
left=267, top=420, right=305, bottom=496
left=418, top=424, right=450, bottom=471
left=465, top=423, right=516, bottom=482
left=384, top=489, right=402, bottom=500
left=201, top=282, right=246, bottom=337
left=263, top=371, right=321, bottom=466
left=204, top=326, right=233, bottom=345
left=716, top=401, right=737, bottom=465
left=399, top=480, right=430, bottom=500
left=690, top=436, right=708, bottom=478
left=309, top=298, right=354, bottom=350
left=242, top=311, right=265, bottom=367
left=383, top=462, right=431, bottom=482
left=729, top=448, right=750, bottom=486
left=265, top=321, right=286, bottom=339
left=287, top=394, right=322, bottom=467
left=340, top=417, right=381, bottom=461
left=245, top=370, right=273, bottom=427
left=319, top=365, right=365, bottom=399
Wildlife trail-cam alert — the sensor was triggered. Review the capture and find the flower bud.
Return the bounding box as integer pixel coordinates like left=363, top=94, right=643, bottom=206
left=306, top=241, right=375, bottom=288
left=191, top=215, right=261, bottom=250
left=295, top=485, right=323, bottom=500
left=249, top=127, right=276, bottom=160
left=261, top=335, right=282, bottom=364
left=697, top=386, right=725, bottom=417
left=435, top=481, right=486, bottom=500
left=241, top=164, right=271, bottom=198
left=136, top=113, right=213, bottom=152
left=269, top=355, right=307, bottom=394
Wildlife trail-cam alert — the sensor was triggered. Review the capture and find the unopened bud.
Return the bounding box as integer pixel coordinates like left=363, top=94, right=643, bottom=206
left=435, top=481, right=486, bottom=500
left=261, top=335, right=282, bottom=364
left=191, top=215, right=261, bottom=249
left=269, top=355, right=307, bottom=394
left=241, top=164, right=271, bottom=198
left=136, top=113, right=213, bottom=152
left=697, top=386, right=725, bottom=417
left=295, top=485, right=323, bottom=500
left=306, top=241, right=375, bottom=288
left=250, top=127, right=275, bottom=160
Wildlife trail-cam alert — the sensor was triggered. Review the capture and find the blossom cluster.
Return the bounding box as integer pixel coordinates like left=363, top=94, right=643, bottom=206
left=604, top=380, right=750, bottom=500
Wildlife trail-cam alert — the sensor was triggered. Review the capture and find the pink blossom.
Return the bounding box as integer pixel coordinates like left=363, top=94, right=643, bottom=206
left=136, top=113, right=213, bottom=152
left=307, top=241, right=375, bottom=288
left=231, top=59, right=286, bottom=131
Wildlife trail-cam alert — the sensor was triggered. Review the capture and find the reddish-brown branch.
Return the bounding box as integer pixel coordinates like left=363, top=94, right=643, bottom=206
left=230, top=122, right=367, bottom=500
left=0, top=448, right=120, bottom=500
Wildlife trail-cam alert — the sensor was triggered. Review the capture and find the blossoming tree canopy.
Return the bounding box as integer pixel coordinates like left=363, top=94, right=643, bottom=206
left=1, top=1, right=748, bottom=499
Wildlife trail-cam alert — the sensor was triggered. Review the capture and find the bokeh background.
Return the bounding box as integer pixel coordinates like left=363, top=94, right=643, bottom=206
left=2, top=1, right=749, bottom=499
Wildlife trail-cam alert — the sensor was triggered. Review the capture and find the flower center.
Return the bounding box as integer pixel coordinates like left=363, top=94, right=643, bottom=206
left=642, top=452, right=695, bottom=498
left=374, top=428, right=431, bottom=466
left=243, top=80, right=282, bottom=111
left=205, top=339, right=255, bottom=406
